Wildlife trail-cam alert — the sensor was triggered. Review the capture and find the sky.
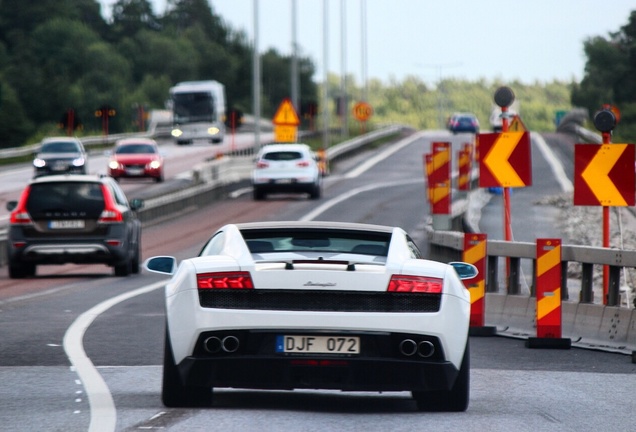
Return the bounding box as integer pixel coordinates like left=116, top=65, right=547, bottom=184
left=100, top=1, right=635, bottom=86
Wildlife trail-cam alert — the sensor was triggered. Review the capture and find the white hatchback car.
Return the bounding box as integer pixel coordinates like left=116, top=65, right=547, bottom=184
left=251, top=143, right=322, bottom=200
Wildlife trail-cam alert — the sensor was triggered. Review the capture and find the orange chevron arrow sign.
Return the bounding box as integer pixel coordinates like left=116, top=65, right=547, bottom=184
left=574, top=144, right=635, bottom=206
left=479, top=132, right=531, bottom=188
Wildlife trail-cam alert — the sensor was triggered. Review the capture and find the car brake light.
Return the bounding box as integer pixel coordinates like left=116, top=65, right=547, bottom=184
left=387, top=275, right=443, bottom=293
left=9, top=186, right=33, bottom=225
left=197, top=271, right=254, bottom=289
left=256, top=161, right=269, bottom=169
left=296, top=160, right=310, bottom=167
left=98, top=184, right=123, bottom=223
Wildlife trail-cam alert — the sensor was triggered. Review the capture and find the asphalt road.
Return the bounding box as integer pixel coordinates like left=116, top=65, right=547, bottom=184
left=0, top=130, right=634, bottom=432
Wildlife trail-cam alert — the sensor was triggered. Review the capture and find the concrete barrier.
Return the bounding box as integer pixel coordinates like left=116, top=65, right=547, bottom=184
left=486, top=291, right=636, bottom=354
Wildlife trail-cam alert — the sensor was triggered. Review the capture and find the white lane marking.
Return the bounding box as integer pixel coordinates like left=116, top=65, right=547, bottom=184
left=532, top=132, right=573, bottom=193
left=63, top=281, right=165, bottom=432
left=344, top=130, right=427, bottom=178
left=299, top=179, right=422, bottom=221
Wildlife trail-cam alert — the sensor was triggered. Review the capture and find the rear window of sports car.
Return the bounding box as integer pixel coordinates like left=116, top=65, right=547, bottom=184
left=241, top=229, right=390, bottom=256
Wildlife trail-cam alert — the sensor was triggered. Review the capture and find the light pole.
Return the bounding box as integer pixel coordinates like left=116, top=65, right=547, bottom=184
left=419, top=62, right=462, bottom=129
left=252, top=0, right=261, bottom=152
left=291, top=0, right=299, bottom=113
left=322, top=0, right=330, bottom=153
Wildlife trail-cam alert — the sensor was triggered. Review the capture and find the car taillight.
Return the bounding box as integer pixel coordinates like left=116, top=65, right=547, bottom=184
left=197, top=272, right=254, bottom=289
left=296, top=160, right=310, bottom=167
left=10, top=211, right=33, bottom=225
left=256, top=161, right=269, bottom=169
left=98, top=184, right=123, bottom=223
left=387, top=275, right=443, bottom=293
left=10, top=186, right=33, bottom=225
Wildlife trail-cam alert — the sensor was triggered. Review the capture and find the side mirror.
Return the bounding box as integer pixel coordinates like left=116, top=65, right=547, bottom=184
left=130, top=198, right=144, bottom=211
left=144, top=256, right=177, bottom=275
left=6, top=200, right=17, bottom=211
left=449, top=262, right=478, bottom=280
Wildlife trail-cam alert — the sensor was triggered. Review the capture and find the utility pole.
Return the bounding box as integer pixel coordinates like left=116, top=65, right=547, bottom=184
left=252, top=0, right=261, bottom=152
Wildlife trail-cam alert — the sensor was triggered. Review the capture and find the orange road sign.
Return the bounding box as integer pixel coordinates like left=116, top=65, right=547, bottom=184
left=272, top=98, right=300, bottom=126
left=274, top=125, right=298, bottom=142
left=353, top=102, right=373, bottom=122
left=574, top=143, right=635, bottom=206
left=508, top=115, right=526, bottom=132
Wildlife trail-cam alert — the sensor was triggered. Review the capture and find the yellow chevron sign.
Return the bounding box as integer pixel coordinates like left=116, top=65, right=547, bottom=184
left=482, top=132, right=529, bottom=187
left=581, top=144, right=629, bottom=206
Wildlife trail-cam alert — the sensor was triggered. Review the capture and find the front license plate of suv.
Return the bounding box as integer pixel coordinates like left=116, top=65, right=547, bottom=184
left=276, top=335, right=360, bottom=354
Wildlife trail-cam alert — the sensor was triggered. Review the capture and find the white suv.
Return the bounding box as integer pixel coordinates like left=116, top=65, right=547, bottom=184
left=251, top=143, right=322, bottom=200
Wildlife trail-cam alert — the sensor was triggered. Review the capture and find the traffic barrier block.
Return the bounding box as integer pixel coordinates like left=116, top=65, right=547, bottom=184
left=484, top=293, right=506, bottom=328
left=463, top=233, right=496, bottom=336
left=501, top=295, right=534, bottom=337
left=597, top=306, right=633, bottom=347
left=561, top=302, right=578, bottom=336
left=527, top=239, right=571, bottom=349
left=571, top=303, right=604, bottom=345
left=428, top=142, right=451, bottom=215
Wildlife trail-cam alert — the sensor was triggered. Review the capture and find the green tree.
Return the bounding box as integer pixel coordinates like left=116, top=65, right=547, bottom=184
left=572, top=10, right=636, bottom=140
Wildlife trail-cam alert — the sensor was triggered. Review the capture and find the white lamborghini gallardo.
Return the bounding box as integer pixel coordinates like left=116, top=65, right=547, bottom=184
left=144, top=221, right=476, bottom=411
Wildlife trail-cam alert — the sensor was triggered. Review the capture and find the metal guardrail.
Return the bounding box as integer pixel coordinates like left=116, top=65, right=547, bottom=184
left=427, top=227, right=635, bottom=307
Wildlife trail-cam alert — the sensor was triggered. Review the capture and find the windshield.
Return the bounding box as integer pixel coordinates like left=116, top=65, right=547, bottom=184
left=40, top=141, right=81, bottom=153
left=172, top=92, right=215, bottom=124
left=115, top=144, right=156, bottom=154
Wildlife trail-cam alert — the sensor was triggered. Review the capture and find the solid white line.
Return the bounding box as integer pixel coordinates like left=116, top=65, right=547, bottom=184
left=300, top=179, right=422, bottom=221
left=532, top=132, right=573, bottom=193
left=344, top=130, right=427, bottom=178
left=63, top=281, right=166, bottom=432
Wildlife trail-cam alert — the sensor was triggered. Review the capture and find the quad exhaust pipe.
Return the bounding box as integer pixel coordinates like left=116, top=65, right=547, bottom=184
left=204, top=335, right=240, bottom=354
left=399, top=339, right=435, bottom=358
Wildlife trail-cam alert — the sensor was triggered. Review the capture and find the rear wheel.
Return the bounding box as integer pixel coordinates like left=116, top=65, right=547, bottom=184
left=114, top=257, right=132, bottom=277
left=162, top=327, right=213, bottom=407
left=253, top=187, right=265, bottom=201
left=309, top=183, right=321, bottom=200
left=8, top=261, right=36, bottom=279
left=131, top=241, right=141, bottom=274
left=413, top=340, right=470, bottom=412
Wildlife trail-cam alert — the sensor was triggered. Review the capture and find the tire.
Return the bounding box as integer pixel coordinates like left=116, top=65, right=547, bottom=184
left=253, top=187, right=265, bottom=201
left=114, top=258, right=132, bottom=277
left=309, top=183, right=321, bottom=200
left=162, top=327, right=213, bottom=408
left=131, top=241, right=141, bottom=274
left=8, top=260, right=35, bottom=279
left=413, top=340, right=470, bottom=412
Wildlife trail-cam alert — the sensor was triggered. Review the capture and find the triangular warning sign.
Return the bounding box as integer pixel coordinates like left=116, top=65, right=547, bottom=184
left=272, top=98, right=300, bottom=126
left=508, top=115, right=527, bottom=132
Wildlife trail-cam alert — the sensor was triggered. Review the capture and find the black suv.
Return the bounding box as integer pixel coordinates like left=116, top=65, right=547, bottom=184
left=6, top=175, right=143, bottom=278
left=33, top=137, right=88, bottom=177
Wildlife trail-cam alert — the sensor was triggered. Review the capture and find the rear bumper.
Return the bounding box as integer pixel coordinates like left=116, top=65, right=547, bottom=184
left=252, top=180, right=318, bottom=194
left=175, top=330, right=460, bottom=392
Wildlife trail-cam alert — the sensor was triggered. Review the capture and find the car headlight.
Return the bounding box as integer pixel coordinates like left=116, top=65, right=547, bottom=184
left=108, top=160, right=120, bottom=170
left=33, top=158, right=46, bottom=168
left=149, top=160, right=161, bottom=169
left=171, top=129, right=183, bottom=137
left=72, top=157, right=85, bottom=167
left=207, top=127, right=220, bottom=135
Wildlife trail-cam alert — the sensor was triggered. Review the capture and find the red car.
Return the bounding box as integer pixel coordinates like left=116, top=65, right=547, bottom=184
left=108, top=138, right=164, bottom=182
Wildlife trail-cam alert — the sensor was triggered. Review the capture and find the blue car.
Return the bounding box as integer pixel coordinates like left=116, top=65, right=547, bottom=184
left=447, top=113, right=480, bottom=134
